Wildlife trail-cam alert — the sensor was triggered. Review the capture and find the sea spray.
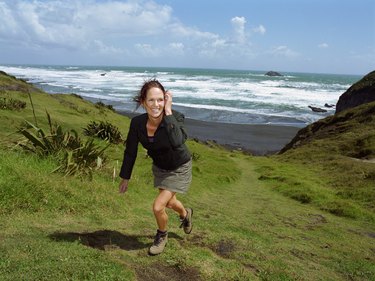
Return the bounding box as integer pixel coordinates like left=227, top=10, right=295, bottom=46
left=0, top=64, right=360, bottom=126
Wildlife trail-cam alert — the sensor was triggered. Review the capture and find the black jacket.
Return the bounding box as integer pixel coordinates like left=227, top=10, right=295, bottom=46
left=119, top=110, right=191, bottom=179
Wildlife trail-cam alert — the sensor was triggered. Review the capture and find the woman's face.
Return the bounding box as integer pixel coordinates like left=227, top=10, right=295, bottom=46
left=143, top=87, right=165, bottom=119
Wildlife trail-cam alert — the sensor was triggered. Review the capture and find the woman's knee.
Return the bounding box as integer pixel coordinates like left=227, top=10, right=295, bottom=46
left=166, top=195, right=178, bottom=209
left=153, top=189, right=175, bottom=213
left=153, top=200, right=166, bottom=214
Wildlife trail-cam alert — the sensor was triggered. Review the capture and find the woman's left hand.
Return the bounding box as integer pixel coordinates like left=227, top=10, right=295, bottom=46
left=164, top=91, right=173, bottom=115
left=119, top=178, right=129, bottom=194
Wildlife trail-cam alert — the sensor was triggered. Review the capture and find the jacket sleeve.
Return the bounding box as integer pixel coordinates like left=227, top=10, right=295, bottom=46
left=119, top=118, right=139, bottom=179
left=163, top=111, right=188, bottom=148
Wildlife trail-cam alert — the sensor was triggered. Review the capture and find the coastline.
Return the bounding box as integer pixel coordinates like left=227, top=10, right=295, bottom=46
left=118, top=110, right=300, bottom=155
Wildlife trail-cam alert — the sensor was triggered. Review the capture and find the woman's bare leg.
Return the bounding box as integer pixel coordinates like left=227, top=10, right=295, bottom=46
left=153, top=189, right=175, bottom=231
left=166, top=194, right=187, bottom=219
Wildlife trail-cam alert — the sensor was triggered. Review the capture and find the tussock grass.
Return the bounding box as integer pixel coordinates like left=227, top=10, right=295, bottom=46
left=0, top=71, right=374, bottom=280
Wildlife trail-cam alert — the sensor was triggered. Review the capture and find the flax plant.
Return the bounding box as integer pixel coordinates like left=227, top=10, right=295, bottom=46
left=17, top=112, right=109, bottom=178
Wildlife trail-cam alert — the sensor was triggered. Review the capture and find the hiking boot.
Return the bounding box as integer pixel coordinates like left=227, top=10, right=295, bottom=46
left=148, top=230, right=168, bottom=256
left=180, top=208, right=193, bottom=234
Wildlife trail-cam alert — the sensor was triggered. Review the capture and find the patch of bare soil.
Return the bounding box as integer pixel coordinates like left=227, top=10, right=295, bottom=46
left=183, top=232, right=206, bottom=247
left=182, top=233, right=236, bottom=259
left=305, top=214, right=327, bottom=230
left=135, top=263, right=201, bottom=281
left=210, top=239, right=236, bottom=259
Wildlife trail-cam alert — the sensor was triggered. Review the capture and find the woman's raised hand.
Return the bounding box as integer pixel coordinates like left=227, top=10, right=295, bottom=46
left=164, top=91, right=173, bottom=115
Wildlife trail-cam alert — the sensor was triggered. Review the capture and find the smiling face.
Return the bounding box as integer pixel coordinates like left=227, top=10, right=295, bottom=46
left=143, top=87, right=165, bottom=119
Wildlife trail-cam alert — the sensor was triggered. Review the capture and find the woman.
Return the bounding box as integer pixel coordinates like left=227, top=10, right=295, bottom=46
left=118, top=79, right=193, bottom=256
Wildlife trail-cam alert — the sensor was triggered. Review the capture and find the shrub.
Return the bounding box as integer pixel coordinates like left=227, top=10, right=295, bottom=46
left=17, top=112, right=108, bottom=178
left=18, top=112, right=80, bottom=156
left=0, top=97, right=26, bottom=110
left=83, top=121, right=123, bottom=144
left=57, top=138, right=107, bottom=178
left=95, top=101, right=114, bottom=112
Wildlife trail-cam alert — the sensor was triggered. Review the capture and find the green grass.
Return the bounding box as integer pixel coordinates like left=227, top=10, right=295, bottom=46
left=0, top=71, right=374, bottom=280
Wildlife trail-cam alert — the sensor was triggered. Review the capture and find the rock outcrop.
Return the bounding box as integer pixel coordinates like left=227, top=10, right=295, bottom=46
left=265, top=71, right=283, bottom=77
left=308, top=106, right=327, bottom=113
left=279, top=101, right=375, bottom=155
left=336, top=70, right=375, bottom=113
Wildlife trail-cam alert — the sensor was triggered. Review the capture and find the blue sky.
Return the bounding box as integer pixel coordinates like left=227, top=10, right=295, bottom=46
left=0, top=0, right=374, bottom=75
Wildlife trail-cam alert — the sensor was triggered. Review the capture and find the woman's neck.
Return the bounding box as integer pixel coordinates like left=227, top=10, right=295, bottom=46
left=147, top=112, right=164, bottom=127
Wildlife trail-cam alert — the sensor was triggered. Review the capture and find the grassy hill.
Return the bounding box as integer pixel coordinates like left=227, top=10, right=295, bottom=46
left=0, top=71, right=374, bottom=280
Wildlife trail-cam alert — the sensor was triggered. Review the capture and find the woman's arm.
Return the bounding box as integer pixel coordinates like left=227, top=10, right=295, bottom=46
left=163, top=111, right=188, bottom=147
left=162, top=91, right=188, bottom=147
left=119, top=118, right=139, bottom=180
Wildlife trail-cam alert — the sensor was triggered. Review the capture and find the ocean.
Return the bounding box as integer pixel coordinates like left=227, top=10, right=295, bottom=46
left=0, top=64, right=361, bottom=127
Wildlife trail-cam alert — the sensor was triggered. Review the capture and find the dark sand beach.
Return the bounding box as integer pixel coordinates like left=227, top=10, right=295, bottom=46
left=185, top=118, right=300, bottom=155
left=118, top=111, right=300, bottom=155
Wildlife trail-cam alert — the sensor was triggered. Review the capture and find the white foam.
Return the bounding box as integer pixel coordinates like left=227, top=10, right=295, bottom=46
left=1, top=65, right=354, bottom=125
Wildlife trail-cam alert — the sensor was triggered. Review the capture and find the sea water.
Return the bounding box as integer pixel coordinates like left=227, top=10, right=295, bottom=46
left=0, top=64, right=361, bottom=127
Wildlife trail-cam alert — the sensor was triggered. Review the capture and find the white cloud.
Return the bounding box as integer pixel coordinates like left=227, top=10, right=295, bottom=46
left=75, top=1, right=172, bottom=36
left=134, top=43, right=160, bottom=57
left=252, top=25, right=266, bottom=35
left=270, top=46, right=299, bottom=57
left=93, top=40, right=126, bottom=55
left=169, top=23, right=219, bottom=41
left=168, top=42, right=185, bottom=55
left=0, top=0, right=268, bottom=67
left=0, top=0, right=173, bottom=50
left=318, top=43, right=329, bottom=48
left=231, top=16, right=247, bottom=44
left=0, top=2, right=21, bottom=36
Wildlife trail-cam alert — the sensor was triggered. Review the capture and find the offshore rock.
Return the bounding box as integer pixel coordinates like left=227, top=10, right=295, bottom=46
left=265, top=71, right=283, bottom=77
left=308, top=106, right=327, bottom=113
left=336, top=70, right=375, bottom=113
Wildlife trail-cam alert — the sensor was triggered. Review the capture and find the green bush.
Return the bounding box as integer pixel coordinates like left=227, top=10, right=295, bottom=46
left=0, top=97, right=26, bottom=110
left=17, top=112, right=108, bottom=178
left=95, top=101, right=114, bottom=111
left=57, top=138, right=107, bottom=178
left=83, top=120, right=123, bottom=144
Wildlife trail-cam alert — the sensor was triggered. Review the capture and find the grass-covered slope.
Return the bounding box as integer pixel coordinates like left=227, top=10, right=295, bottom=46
left=280, top=101, right=375, bottom=159
left=1, top=71, right=374, bottom=280
left=273, top=101, right=375, bottom=218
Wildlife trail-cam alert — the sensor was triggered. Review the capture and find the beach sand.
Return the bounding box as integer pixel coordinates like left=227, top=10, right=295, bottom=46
left=118, top=111, right=300, bottom=155
left=185, top=118, right=300, bottom=155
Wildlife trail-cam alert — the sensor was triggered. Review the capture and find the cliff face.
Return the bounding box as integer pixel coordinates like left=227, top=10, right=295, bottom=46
left=279, top=101, right=375, bottom=156
left=336, top=71, right=375, bottom=113
left=280, top=71, right=375, bottom=157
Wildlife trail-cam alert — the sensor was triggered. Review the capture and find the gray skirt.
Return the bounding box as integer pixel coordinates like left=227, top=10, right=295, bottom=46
left=152, top=159, right=192, bottom=194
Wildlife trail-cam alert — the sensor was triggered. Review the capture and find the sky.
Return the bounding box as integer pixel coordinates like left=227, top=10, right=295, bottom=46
left=0, top=0, right=374, bottom=75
